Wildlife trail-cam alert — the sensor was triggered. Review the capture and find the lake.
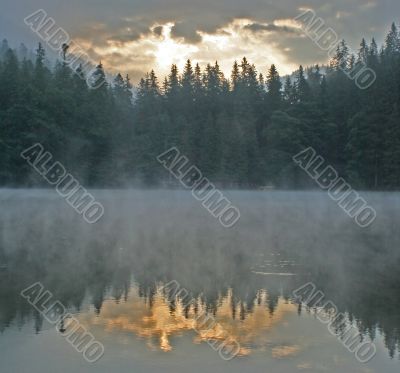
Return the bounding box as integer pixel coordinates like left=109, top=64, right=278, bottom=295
left=0, top=189, right=399, bottom=373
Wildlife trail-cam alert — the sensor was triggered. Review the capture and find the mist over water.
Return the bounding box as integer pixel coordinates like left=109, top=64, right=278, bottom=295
left=0, top=189, right=399, bottom=372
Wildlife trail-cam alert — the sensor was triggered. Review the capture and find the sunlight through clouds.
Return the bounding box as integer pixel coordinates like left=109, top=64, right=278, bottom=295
left=152, top=23, right=199, bottom=71
left=77, top=18, right=299, bottom=82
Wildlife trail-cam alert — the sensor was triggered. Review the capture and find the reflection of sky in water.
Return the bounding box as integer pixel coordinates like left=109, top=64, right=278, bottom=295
left=1, top=283, right=398, bottom=373
left=80, top=285, right=296, bottom=355
left=0, top=190, right=400, bottom=372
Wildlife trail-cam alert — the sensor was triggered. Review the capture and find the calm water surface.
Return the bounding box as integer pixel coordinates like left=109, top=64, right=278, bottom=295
left=0, top=190, right=399, bottom=373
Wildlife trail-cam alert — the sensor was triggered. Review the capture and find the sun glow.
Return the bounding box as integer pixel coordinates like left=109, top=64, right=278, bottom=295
left=152, top=23, right=199, bottom=71
left=78, top=18, right=298, bottom=82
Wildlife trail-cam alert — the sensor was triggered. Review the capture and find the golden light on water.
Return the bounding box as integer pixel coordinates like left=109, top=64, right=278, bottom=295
left=80, top=284, right=299, bottom=356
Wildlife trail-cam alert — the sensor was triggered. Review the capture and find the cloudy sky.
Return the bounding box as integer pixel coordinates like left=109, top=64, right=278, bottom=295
left=0, top=0, right=398, bottom=82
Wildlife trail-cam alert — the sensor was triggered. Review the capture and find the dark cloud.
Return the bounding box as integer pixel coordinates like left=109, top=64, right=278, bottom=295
left=171, top=22, right=202, bottom=43
left=71, top=20, right=151, bottom=48
left=153, top=26, right=163, bottom=36
left=243, top=23, right=298, bottom=34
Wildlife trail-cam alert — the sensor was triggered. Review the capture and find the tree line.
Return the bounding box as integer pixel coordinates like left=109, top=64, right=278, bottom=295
left=1, top=22, right=400, bottom=189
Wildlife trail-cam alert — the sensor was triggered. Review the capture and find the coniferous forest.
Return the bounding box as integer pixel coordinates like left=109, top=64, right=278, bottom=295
left=1, top=23, right=400, bottom=189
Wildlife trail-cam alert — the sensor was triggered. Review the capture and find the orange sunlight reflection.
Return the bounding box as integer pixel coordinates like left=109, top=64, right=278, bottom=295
left=81, top=284, right=298, bottom=356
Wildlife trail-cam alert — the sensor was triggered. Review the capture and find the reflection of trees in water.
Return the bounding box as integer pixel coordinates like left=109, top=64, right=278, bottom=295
left=1, top=245, right=399, bottom=358
left=0, top=193, right=399, bottom=358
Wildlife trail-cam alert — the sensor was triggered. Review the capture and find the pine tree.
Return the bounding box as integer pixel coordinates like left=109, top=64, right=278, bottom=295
left=358, top=38, right=369, bottom=64
left=231, top=60, right=240, bottom=91
left=0, top=39, right=9, bottom=58
left=369, top=38, right=379, bottom=65
left=307, top=65, right=322, bottom=91
left=113, top=73, right=125, bottom=100
left=194, top=63, right=203, bottom=94
left=181, top=59, right=195, bottom=112
left=266, top=64, right=282, bottom=110
left=0, top=48, right=19, bottom=110
left=34, top=42, right=48, bottom=91
left=331, top=40, right=349, bottom=71
left=166, top=64, right=179, bottom=95
left=385, top=22, right=400, bottom=56
left=283, top=76, right=295, bottom=104
left=296, top=65, right=311, bottom=102
left=182, top=59, right=194, bottom=92
left=88, top=62, right=107, bottom=91
left=148, top=70, right=160, bottom=97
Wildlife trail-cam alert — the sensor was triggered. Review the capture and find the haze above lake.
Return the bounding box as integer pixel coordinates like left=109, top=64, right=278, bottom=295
left=0, top=189, right=399, bottom=373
